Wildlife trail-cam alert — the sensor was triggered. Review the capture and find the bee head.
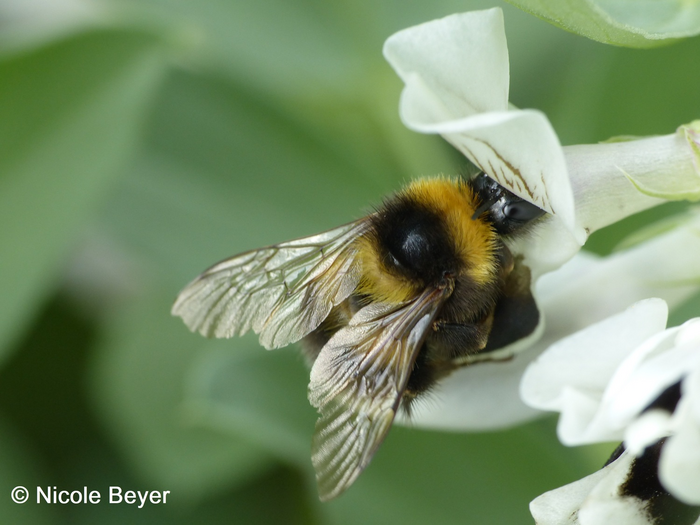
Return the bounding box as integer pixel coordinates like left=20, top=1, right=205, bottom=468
left=470, top=173, right=546, bottom=235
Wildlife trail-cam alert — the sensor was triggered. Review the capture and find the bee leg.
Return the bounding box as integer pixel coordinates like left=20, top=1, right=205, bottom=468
left=482, top=259, right=539, bottom=353
left=430, top=319, right=492, bottom=357
left=482, top=292, right=539, bottom=352
left=403, top=317, right=493, bottom=406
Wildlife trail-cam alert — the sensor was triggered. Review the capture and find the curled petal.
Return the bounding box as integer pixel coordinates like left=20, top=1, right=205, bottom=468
left=384, top=8, right=581, bottom=243
left=520, top=299, right=669, bottom=445
left=624, top=410, right=674, bottom=457
left=437, top=110, right=579, bottom=239
left=607, top=335, right=700, bottom=433
left=383, top=8, right=509, bottom=121
left=521, top=298, right=668, bottom=411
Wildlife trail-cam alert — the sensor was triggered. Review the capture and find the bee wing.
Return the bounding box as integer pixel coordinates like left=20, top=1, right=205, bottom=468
left=308, top=285, right=451, bottom=501
left=172, top=219, right=370, bottom=349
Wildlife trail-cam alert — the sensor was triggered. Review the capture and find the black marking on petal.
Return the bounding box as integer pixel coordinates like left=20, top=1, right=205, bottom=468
left=371, top=195, right=459, bottom=287
left=620, top=439, right=700, bottom=524
left=538, top=172, right=553, bottom=215
left=643, top=380, right=683, bottom=415
left=469, top=136, right=543, bottom=209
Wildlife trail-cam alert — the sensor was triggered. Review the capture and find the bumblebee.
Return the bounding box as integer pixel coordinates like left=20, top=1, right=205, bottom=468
left=172, top=173, right=544, bottom=501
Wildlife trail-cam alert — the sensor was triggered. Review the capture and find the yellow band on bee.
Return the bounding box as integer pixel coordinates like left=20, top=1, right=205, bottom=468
left=356, top=177, right=498, bottom=305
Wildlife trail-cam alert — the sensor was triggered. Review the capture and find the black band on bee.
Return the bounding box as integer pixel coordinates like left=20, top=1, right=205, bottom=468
left=372, top=196, right=460, bottom=287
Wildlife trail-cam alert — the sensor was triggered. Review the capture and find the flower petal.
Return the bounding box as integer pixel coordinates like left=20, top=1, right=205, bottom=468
left=565, top=130, right=700, bottom=234
left=384, top=8, right=581, bottom=242
left=531, top=451, right=652, bottom=525
left=676, top=318, right=700, bottom=349
left=383, top=8, right=509, bottom=122
left=400, top=99, right=579, bottom=242
left=576, top=450, right=659, bottom=525
left=660, top=370, right=700, bottom=505
left=520, top=299, right=668, bottom=414
left=399, top=336, right=544, bottom=430
left=625, top=410, right=673, bottom=456
left=534, top=444, right=700, bottom=525
left=508, top=214, right=585, bottom=279
left=623, top=121, right=700, bottom=201
left=606, top=336, right=697, bottom=429
left=530, top=465, right=609, bottom=525
left=436, top=110, right=579, bottom=240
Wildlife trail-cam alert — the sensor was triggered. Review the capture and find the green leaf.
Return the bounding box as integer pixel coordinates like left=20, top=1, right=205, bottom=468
left=88, top=291, right=275, bottom=502
left=98, top=69, right=442, bottom=290
left=0, top=28, right=167, bottom=363
left=120, top=0, right=361, bottom=97
left=185, top=342, right=317, bottom=468
left=0, top=418, right=56, bottom=525
left=505, top=0, right=700, bottom=47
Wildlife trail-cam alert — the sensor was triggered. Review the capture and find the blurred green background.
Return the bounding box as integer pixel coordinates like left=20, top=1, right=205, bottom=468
left=1, top=0, right=699, bottom=523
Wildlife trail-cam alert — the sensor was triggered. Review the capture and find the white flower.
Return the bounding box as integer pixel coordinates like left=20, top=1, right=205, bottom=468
left=522, top=294, right=700, bottom=510
left=521, top=297, right=673, bottom=444
left=530, top=445, right=700, bottom=525
left=662, top=364, right=700, bottom=504
left=384, top=9, right=700, bottom=276
left=384, top=7, right=582, bottom=274
left=384, top=8, right=700, bottom=431
left=384, top=9, right=700, bottom=522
